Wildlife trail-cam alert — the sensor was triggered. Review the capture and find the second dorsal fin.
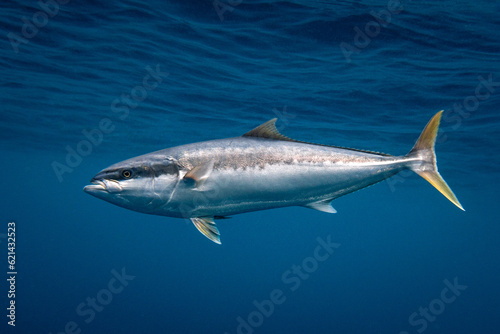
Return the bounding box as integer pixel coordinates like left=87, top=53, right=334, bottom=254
left=242, top=118, right=295, bottom=142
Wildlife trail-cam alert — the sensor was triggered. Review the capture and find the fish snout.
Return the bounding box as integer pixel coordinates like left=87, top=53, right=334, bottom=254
left=83, top=178, right=107, bottom=194
left=83, top=177, right=123, bottom=194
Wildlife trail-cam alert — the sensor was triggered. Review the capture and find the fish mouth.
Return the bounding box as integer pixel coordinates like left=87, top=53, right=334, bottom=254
left=83, top=179, right=123, bottom=194
left=83, top=180, right=107, bottom=193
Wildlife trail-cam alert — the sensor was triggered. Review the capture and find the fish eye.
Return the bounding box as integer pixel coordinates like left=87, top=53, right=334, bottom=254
left=121, top=170, right=132, bottom=178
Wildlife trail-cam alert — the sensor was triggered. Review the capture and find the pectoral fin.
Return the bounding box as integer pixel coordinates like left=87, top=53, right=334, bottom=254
left=191, top=217, right=221, bottom=244
left=183, top=160, right=214, bottom=190
left=304, top=199, right=337, bottom=213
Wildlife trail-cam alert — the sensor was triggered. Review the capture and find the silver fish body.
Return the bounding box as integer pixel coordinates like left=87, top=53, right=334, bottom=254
left=151, top=137, right=406, bottom=216
left=84, top=112, right=463, bottom=244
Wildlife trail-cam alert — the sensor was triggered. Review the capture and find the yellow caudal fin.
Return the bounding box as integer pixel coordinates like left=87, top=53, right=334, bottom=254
left=406, top=111, right=465, bottom=211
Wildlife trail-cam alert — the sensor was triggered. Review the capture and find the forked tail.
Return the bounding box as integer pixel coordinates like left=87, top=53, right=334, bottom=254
left=406, top=111, right=465, bottom=211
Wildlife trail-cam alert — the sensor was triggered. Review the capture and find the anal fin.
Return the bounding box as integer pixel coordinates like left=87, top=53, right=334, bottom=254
left=191, top=217, right=221, bottom=244
left=303, top=199, right=337, bottom=213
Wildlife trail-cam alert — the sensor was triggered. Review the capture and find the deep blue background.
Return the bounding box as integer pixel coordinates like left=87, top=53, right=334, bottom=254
left=1, top=1, right=499, bottom=333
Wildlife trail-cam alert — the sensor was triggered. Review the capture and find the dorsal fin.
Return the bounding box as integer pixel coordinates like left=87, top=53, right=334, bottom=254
left=242, top=118, right=295, bottom=142
left=242, top=118, right=392, bottom=157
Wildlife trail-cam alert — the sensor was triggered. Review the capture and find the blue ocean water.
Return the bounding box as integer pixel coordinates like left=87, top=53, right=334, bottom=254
left=1, top=0, right=500, bottom=333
